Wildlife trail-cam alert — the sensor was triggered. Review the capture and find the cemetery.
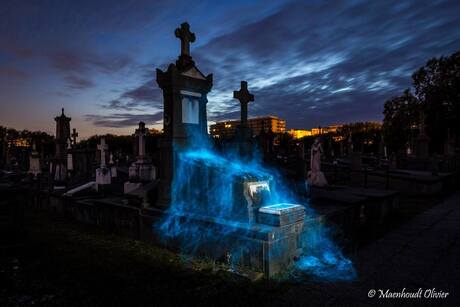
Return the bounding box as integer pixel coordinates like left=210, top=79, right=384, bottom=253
left=1, top=5, right=460, bottom=306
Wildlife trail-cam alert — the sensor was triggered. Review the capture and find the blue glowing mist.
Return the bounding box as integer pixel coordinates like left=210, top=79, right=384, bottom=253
left=155, top=126, right=356, bottom=281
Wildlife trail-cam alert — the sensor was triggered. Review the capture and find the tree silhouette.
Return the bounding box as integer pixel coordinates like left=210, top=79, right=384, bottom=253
left=382, top=89, right=420, bottom=154
left=412, top=51, right=460, bottom=153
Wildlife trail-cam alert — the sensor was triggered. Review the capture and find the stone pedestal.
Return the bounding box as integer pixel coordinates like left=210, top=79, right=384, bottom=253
left=52, top=162, right=67, bottom=182
left=67, top=152, right=73, bottom=171
left=129, top=162, right=156, bottom=182
left=96, top=167, right=111, bottom=190
left=110, top=166, right=118, bottom=178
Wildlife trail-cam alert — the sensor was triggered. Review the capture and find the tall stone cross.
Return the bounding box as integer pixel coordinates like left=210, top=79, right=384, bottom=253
left=71, top=128, right=78, bottom=145
left=135, top=122, right=147, bottom=157
left=97, top=137, right=108, bottom=168
left=175, top=22, right=195, bottom=57
left=233, top=81, right=254, bottom=126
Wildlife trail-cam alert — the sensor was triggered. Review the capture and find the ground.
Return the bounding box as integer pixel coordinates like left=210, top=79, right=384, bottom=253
left=1, top=193, right=460, bottom=306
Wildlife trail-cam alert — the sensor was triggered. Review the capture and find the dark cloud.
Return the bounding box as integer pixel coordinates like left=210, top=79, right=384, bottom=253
left=121, top=80, right=162, bottom=103
left=192, top=0, right=460, bottom=128
left=2, top=0, right=460, bottom=132
left=64, top=75, right=94, bottom=90
left=85, top=112, right=163, bottom=128
left=0, top=42, right=35, bottom=60
left=49, top=50, right=133, bottom=74
left=101, top=79, right=163, bottom=111
left=0, top=67, right=28, bottom=80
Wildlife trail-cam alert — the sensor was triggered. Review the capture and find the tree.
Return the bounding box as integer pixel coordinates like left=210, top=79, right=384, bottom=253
left=412, top=51, right=460, bottom=153
left=382, top=89, right=420, bottom=153
left=337, top=122, right=382, bottom=154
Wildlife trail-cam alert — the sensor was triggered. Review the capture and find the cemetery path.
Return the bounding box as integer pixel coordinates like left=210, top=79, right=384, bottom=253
left=1, top=192, right=460, bottom=306
left=338, top=191, right=460, bottom=306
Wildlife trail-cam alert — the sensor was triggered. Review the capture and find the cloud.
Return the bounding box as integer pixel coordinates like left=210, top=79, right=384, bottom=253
left=85, top=112, right=163, bottom=128
left=0, top=67, right=28, bottom=80
left=183, top=0, right=460, bottom=128
left=101, top=78, right=163, bottom=111
left=0, top=42, right=35, bottom=60
left=2, top=0, right=460, bottom=132
left=64, top=75, right=94, bottom=90
left=49, top=50, right=133, bottom=74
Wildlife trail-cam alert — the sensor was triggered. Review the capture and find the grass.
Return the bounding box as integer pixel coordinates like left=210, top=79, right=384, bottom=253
left=1, top=210, right=299, bottom=307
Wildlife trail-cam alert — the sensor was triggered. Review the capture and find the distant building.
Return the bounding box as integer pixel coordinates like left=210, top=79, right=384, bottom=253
left=147, top=127, right=161, bottom=135
left=311, top=125, right=342, bottom=135
left=288, top=125, right=344, bottom=139
left=210, top=116, right=286, bottom=138
left=11, top=138, right=29, bottom=147
left=288, top=129, right=312, bottom=139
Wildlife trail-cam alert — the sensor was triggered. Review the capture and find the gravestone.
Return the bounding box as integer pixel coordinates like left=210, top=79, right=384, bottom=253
left=233, top=81, right=254, bottom=157
left=307, top=138, right=328, bottom=187
left=124, top=122, right=156, bottom=194
left=95, top=137, right=111, bottom=190
left=51, top=108, right=71, bottom=183
left=128, top=122, right=156, bottom=181
left=28, top=141, right=41, bottom=177
left=156, top=22, right=213, bottom=208
left=109, top=152, right=117, bottom=178
left=66, top=139, right=73, bottom=173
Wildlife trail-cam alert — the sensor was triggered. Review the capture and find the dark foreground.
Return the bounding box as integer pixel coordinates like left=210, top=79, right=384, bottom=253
left=2, top=193, right=460, bottom=307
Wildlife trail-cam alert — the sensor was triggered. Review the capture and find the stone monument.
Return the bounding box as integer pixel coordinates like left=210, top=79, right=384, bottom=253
left=51, top=108, right=71, bottom=183
left=124, top=122, right=156, bottom=193
left=95, top=137, right=111, bottom=190
left=66, top=139, right=73, bottom=173
left=28, top=141, right=41, bottom=177
left=109, top=152, right=117, bottom=178
left=156, top=22, right=213, bottom=208
left=307, top=137, right=328, bottom=187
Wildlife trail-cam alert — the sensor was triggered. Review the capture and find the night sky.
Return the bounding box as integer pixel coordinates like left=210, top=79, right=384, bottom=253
left=1, top=0, right=459, bottom=138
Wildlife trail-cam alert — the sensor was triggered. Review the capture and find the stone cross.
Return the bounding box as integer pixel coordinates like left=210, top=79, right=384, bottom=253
left=135, top=122, right=147, bottom=157
left=97, top=137, right=108, bottom=167
left=71, top=128, right=78, bottom=145
left=233, top=81, right=254, bottom=126
left=175, top=22, right=195, bottom=57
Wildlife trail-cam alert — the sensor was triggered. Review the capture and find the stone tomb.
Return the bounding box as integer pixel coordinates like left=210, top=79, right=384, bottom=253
left=151, top=22, right=308, bottom=276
